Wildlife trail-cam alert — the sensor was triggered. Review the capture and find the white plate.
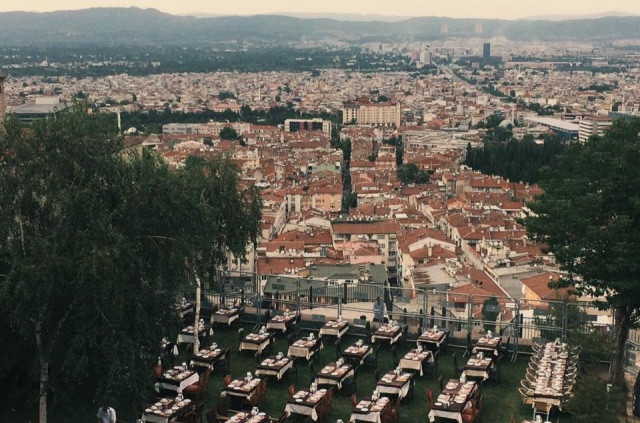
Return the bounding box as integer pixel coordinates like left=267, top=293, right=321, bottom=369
left=434, top=402, right=442, bottom=406
left=295, top=399, right=303, bottom=403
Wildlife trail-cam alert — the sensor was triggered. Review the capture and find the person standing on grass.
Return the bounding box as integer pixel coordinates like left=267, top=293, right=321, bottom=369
left=97, top=405, right=116, bottom=423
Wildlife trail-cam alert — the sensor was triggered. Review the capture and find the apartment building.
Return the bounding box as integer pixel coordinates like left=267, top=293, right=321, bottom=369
left=342, top=99, right=401, bottom=127
left=578, top=115, right=612, bottom=143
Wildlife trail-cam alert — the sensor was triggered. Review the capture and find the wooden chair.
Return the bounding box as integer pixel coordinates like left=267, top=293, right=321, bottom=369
left=288, top=384, right=296, bottom=398
left=270, top=412, right=287, bottom=423
left=334, top=339, right=342, bottom=361
left=427, top=388, right=434, bottom=410
left=351, top=393, right=358, bottom=408
left=533, top=400, right=552, bottom=421
left=237, top=328, right=245, bottom=355
left=205, top=408, right=219, bottom=423
left=363, top=344, right=379, bottom=370
left=391, top=344, right=400, bottom=368
left=342, top=369, right=357, bottom=394
left=215, top=401, right=229, bottom=422
left=453, top=352, right=464, bottom=379
left=224, top=374, right=233, bottom=386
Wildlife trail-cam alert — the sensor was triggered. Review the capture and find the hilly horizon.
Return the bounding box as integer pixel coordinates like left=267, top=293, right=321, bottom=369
left=1, top=7, right=640, bottom=46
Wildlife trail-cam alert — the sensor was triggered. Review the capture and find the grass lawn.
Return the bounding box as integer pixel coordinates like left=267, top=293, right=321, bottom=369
left=4, top=320, right=619, bottom=423
left=181, top=322, right=572, bottom=423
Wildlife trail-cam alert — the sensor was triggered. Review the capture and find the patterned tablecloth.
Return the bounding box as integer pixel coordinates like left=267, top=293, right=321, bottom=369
left=531, top=343, right=572, bottom=407
left=319, top=320, right=349, bottom=338
left=285, top=389, right=329, bottom=421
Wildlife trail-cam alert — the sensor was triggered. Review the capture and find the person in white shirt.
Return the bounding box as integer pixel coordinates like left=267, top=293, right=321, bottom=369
left=97, top=405, right=116, bottom=423
left=373, top=296, right=386, bottom=323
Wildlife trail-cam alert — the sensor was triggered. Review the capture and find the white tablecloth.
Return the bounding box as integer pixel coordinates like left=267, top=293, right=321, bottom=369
left=240, top=338, right=270, bottom=353
left=371, top=331, right=402, bottom=345
left=255, top=360, right=293, bottom=380
left=211, top=312, right=239, bottom=326
left=156, top=372, right=199, bottom=392
left=462, top=367, right=492, bottom=381
left=319, top=325, right=349, bottom=339
left=350, top=410, right=383, bottom=423
left=285, top=403, right=319, bottom=421
left=376, top=379, right=411, bottom=399
left=288, top=342, right=323, bottom=360
left=399, top=355, right=434, bottom=377
left=315, top=369, right=355, bottom=390
left=428, top=408, right=466, bottom=423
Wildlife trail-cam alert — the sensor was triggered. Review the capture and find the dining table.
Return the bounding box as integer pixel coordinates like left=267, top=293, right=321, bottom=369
left=155, top=368, right=199, bottom=393
left=318, top=320, right=350, bottom=339
left=190, top=347, right=229, bottom=371
left=371, top=324, right=403, bottom=345
left=211, top=307, right=241, bottom=326
left=315, top=362, right=355, bottom=390
left=239, top=332, right=274, bottom=353
left=341, top=343, right=373, bottom=366
left=227, top=410, right=270, bottom=423
left=221, top=377, right=263, bottom=400
left=376, top=370, right=413, bottom=400
left=428, top=379, right=478, bottom=423
left=398, top=349, right=433, bottom=377
left=349, top=396, right=391, bottom=423
left=266, top=313, right=298, bottom=332
left=473, top=336, right=502, bottom=356
left=284, top=389, right=329, bottom=421
left=462, top=354, right=494, bottom=381
left=288, top=336, right=323, bottom=360
left=255, top=355, right=294, bottom=380
left=141, top=397, right=194, bottom=423
left=417, top=329, right=447, bottom=351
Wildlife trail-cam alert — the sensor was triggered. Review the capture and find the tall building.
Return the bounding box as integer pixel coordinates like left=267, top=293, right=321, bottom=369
left=342, top=99, right=401, bottom=127
left=483, top=43, right=491, bottom=60
left=578, top=115, right=612, bottom=143
left=0, top=73, right=6, bottom=125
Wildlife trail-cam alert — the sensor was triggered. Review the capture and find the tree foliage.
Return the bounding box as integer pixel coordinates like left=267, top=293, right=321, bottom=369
left=524, top=118, right=640, bottom=384
left=0, top=106, right=261, bottom=421
left=397, top=163, right=430, bottom=185
left=464, top=135, right=565, bottom=184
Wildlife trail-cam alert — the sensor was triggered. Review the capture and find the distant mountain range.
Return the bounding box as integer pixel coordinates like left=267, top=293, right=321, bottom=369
left=1, top=7, right=640, bottom=46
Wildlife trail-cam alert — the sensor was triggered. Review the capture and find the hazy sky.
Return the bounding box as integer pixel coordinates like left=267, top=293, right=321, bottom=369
left=2, top=0, right=640, bottom=19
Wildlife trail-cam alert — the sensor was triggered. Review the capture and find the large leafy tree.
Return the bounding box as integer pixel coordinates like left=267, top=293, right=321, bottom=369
left=0, top=106, right=261, bottom=421
left=525, top=118, right=640, bottom=384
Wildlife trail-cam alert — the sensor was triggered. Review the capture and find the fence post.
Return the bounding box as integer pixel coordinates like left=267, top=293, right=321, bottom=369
left=513, top=299, right=520, bottom=362
left=296, top=279, right=301, bottom=315
left=309, top=286, right=313, bottom=311
left=240, top=289, right=245, bottom=307
left=562, top=301, right=569, bottom=342
left=403, top=307, right=408, bottom=326
left=343, top=283, right=348, bottom=304
left=221, top=284, right=226, bottom=306
left=430, top=306, right=435, bottom=327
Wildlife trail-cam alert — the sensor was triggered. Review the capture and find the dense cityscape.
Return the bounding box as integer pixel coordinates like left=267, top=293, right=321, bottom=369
left=1, top=4, right=640, bottom=423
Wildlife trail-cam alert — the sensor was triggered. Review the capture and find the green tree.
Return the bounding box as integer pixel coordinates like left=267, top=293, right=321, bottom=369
left=481, top=296, right=499, bottom=332
left=525, top=118, right=640, bottom=385
left=219, top=126, right=240, bottom=140
left=0, top=107, right=261, bottom=422
left=398, top=163, right=430, bottom=185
